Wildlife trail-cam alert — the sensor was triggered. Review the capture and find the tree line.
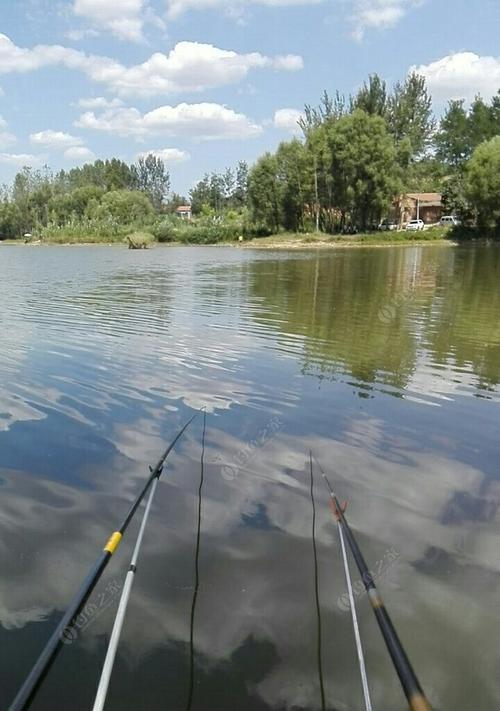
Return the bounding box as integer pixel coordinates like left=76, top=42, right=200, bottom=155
left=0, top=71, right=499, bottom=241
left=247, top=74, right=500, bottom=234
left=0, top=155, right=177, bottom=239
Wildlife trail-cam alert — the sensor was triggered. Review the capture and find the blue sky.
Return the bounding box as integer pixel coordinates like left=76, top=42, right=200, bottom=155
left=0, top=0, right=498, bottom=195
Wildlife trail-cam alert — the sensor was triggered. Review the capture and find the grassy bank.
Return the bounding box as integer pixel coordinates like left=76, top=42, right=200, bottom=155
left=0, top=225, right=466, bottom=248
left=241, top=227, right=455, bottom=249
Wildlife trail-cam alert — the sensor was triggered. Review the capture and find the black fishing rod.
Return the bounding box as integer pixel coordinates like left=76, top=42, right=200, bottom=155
left=315, top=458, right=432, bottom=711
left=8, top=411, right=199, bottom=711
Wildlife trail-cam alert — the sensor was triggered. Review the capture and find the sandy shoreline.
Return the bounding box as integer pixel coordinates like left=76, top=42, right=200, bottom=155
left=0, top=238, right=456, bottom=250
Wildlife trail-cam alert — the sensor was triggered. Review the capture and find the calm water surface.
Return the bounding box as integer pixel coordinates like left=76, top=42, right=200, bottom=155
left=0, top=244, right=499, bottom=711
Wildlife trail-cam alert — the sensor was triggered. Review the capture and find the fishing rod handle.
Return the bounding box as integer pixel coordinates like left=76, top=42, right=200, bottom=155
left=8, top=552, right=110, bottom=711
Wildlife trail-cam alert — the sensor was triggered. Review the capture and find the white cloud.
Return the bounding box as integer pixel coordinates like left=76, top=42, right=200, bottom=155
left=166, top=0, right=322, bottom=20
left=75, top=102, right=262, bottom=140
left=73, top=0, right=146, bottom=42
left=0, top=114, right=16, bottom=148
left=77, top=96, right=124, bottom=109
left=0, top=34, right=302, bottom=98
left=272, top=54, right=304, bottom=71
left=136, top=148, right=190, bottom=163
left=65, top=28, right=100, bottom=41
left=63, top=145, right=96, bottom=162
left=273, top=108, right=303, bottom=134
left=411, top=52, right=500, bottom=105
left=0, top=32, right=118, bottom=75
left=350, top=0, right=420, bottom=41
left=0, top=153, right=45, bottom=167
left=84, top=42, right=303, bottom=97
left=29, top=129, right=83, bottom=150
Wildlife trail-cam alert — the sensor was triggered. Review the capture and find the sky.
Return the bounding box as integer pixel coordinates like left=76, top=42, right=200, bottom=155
left=0, top=0, right=498, bottom=195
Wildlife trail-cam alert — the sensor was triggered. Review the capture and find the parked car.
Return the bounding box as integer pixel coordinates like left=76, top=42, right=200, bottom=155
left=378, top=219, right=398, bottom=231
left=439, top=215, right=461, bottom=227
left=406, top=219, right=425, bottom=232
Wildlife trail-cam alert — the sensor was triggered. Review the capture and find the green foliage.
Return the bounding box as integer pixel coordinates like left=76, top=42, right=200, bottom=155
left=92, top=190, right=154, bottom=224
left=189, top=161, right=248, bottom=215
left=131, top=155, right=170, bottom=210
left=0, top=200, right=22, bottom=239
left=151, top=217, right=177, bottom=242
left=59, top=158, right=134, bottom=192
left=465, top=136, right=500, bottom=233
left=386, top=72, right=435, bottom=158
left=353, top=74, right=387, bottom=116
left=248, top=153, right=281, bottom=232
left=442, top=173, right=470, bottom=220
left=436, top=93, right=500, bottom=168
left=324, top=110, right=400, bottom=230
left=48, top=185, right=105, bottom=224
left=41, top=218, right=131, bottom=243
left=405, top=159, right=447, bottom=193
left=1, top=72, right=499, bottom=245
left=276, top=139, right=312, bottom=231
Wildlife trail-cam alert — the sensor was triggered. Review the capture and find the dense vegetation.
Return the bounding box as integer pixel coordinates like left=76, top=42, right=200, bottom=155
left=1, top=73, right=499, bottom=244
left=248, top=76, right=500, bottom=236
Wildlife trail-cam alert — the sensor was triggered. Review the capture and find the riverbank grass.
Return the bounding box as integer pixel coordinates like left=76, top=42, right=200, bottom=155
left=242, top=226, right=454, bottom=248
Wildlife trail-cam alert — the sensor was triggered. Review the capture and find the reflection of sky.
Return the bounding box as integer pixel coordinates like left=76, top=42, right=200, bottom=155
left=0, top=245, right=499, bottom=710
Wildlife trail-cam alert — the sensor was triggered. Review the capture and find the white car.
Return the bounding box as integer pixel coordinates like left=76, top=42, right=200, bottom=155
left=439, top=215, right=461, bottom=227
left=378, top=219, right=398, bottom=231
left=406, top=219, right=425, bottom=231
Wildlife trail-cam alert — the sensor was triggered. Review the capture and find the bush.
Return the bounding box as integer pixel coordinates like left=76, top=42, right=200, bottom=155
left=465, top=136, right=500, bottom=233
left=41, top=217, right=132, bottom=243
left=151, top=218, right=177, bottom=242
left=91, top=190, right=155, bottom=225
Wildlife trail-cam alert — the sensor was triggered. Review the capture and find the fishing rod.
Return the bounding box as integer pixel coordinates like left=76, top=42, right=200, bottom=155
left=314, top=457, right=432, bottom=711
left=92, top=409, right=207, bottom=711
left=323, top=469, right=373, bottom=711
left=8, top=411, right=199, bottom=711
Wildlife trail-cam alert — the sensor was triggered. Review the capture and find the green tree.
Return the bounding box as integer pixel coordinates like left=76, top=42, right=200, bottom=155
left=131, top=155, right=170, bottom=210
left=222, top=167, right=235, bottom=205
left=469, top=95, right=496, bottom=148
left=436, top=100, right=471, bottom=167
left=325, top=109, right=400, bottom=230
left=0, top=201, right=22, bottom=239
left=275, top=139, right=312, bottom=231
left=465, top=136, right=500, bottom=232
left=387, top=72, right=435, bottom=158
left=11, top=166, right=53, bottom=233
left=190, top=175, right=211, bottom=215
left=48, top=185, right=105, bottom=224
left=353, top=74, right=387, bottom=116
left=248, top=153, right=281, bottom=232
left=233, top=161, right=249, bottom=207
left=93, top=190, right=154, bottom=224
left=442, top=173, right=470, bottom=220
left=209, top=172, right=225, bottom=214
left=64, top=159, right=133, bottom=192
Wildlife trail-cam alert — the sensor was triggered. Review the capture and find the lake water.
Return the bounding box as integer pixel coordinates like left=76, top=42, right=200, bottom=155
left=0, top=244, right=499, bottom=711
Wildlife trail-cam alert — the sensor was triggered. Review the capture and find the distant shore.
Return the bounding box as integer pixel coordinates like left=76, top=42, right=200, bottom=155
left=0, top=227, right=459, bottom=249
left=240, top=230, right=455, bottom=249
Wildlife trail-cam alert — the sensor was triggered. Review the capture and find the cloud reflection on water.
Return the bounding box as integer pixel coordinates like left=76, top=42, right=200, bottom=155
left=0, top=245, right=499, bottom=710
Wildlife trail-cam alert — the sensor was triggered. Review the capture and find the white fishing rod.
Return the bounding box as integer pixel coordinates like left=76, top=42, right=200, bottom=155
left=92, top=475, right=158, bottom=711
left=92, top=409, right=206, bottom=711
left=311, top=452, right=373, bottom=711
left=336, top=503, right=373, bottom=711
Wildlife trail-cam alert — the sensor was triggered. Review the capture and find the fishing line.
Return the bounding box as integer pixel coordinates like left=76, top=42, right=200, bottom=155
left=313, top=453, right=432, bottom=711
left=309, top=452, right=326, bottom=711
left=8, top=411, right=200, bottom=711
